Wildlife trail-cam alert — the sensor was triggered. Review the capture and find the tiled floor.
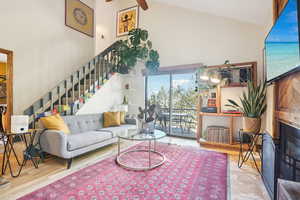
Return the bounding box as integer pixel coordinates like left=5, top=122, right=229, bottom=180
left=0, top=136, right=269, bottom=200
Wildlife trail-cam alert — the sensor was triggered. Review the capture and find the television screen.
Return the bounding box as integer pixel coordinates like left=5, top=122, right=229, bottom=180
left=265, top=0, right=300, bottom=81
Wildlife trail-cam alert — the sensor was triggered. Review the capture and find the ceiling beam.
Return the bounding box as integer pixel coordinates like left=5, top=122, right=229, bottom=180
left=136, top=0, right=148, bottom=10
left=106, top=0, right=148, bottom=10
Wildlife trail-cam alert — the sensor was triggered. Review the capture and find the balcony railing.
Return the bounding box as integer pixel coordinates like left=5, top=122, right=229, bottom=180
left=155, top=108, right=196, bottom=139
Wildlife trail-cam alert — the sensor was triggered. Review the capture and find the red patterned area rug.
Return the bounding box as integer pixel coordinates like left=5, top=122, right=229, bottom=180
left=19, top=142, right=228, bottom=200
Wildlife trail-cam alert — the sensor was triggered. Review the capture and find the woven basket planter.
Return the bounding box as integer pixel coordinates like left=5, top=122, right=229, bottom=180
left=243, top=117, right=261, bottom=133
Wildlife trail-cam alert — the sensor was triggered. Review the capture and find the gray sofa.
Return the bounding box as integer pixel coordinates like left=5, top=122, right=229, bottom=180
left=39, top=114, right=137, bottom=169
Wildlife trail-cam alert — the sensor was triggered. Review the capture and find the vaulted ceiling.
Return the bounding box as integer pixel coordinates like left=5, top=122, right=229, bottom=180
left=153, top=0, right=273, bottom=26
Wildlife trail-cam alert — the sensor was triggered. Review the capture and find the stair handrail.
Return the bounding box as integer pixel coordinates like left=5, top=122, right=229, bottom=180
left=24, top=41, right=120, bottom=125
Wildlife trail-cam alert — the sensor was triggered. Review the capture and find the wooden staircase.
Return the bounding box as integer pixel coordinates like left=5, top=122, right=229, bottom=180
left=24, top=41, right=120, bottom=127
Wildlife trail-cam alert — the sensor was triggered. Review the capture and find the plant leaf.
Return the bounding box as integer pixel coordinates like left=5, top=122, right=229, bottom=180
left=147, top=40, right=152, bottom=49
left=141, top=30, right=149, bottom=41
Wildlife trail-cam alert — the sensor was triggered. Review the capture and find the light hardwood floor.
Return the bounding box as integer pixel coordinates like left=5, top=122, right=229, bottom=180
left=0, top=137, right=269, bottom=200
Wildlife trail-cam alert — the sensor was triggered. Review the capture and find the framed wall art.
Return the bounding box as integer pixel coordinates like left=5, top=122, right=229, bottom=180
left=117, top=6, right=139, bottom=37
left=65, top=0, right=94, bottom=37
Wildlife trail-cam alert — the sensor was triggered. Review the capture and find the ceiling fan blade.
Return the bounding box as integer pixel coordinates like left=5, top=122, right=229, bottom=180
left=136, top=0, right=148, bottom=10
left=106, top=0, right=113, bottom=2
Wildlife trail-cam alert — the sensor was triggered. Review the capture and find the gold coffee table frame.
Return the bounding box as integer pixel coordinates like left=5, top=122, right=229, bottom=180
left=116, top=130, right=166, bottom=171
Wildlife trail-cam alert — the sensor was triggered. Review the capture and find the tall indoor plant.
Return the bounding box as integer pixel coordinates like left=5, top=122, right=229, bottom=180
left=226, top=81, right=267, bottom=133
left=114, top=28, right=160, bottom=74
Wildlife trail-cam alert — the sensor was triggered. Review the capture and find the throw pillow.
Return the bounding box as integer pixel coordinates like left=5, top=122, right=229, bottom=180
left=120, top=111, right=126, bottom=124
left=40, top=114, right=70, bottom=134
left=104, top=112, right=121, bottom=128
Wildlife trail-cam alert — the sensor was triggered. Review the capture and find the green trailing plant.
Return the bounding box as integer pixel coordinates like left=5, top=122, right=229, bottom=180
left=225, top=81, right=267, bottom=118
left=114, top=28, right=160, bottom=74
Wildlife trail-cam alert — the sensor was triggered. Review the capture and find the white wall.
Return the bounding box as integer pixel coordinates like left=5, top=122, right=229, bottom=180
left=95, top=1, right=119, bottom=54
left=119, top=1, right=266, bottom=115
left=0, top=0, right=95, bottom=114
left=122, top=64, right=145, bottom=115
left=77, top=74, right=124, bottom=114
left=118, top=1, right=276, bottom=139
left=77, top=1, right=125, bottom=115
left=120, top=1, right=265, bottom=67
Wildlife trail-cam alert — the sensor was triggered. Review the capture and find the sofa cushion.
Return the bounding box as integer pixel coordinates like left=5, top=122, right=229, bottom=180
left=98, top=127, right=126, bottom=137
left=120, top=112, right=126, bottom=124
left=40, top=114, right=70, bottom=134
left=98, top=124, right=137, bottom=137
left=67, top=131, right=112, bottom=151
left=103, top=112, right=121, bottom=128
left=62, top=114, right=103, bottom=134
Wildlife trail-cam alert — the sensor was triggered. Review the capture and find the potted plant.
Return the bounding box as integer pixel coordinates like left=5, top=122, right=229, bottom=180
left=114, top=28, right=160, bottom=74
left=137, top=104, right=157, bottom=133
left=226, top=81, right=267, bottom=133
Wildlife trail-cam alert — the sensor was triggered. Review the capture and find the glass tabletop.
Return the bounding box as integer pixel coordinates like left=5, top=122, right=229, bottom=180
left=118, top=129, right=166, bottom=141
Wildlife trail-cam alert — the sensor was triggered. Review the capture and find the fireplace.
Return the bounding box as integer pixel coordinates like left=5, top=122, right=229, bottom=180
left=279, top=123, right=300, bottom=181
left=262, top=122, right=300, bottom=199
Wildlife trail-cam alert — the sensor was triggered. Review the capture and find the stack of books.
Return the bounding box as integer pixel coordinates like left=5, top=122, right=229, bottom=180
left=222, top=110, right=242, bottom=114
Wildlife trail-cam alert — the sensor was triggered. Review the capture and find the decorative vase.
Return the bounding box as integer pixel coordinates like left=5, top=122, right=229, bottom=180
left=243, top=117, right=261, bottom=133
left=142, top=121, right=155, bottom=133
left=137, top=119, right=143, bottom=133
left=147, top=121, right=155, bottom=133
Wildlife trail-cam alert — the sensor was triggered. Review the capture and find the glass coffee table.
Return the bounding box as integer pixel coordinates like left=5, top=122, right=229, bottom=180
left=116, top=129, right=166, bottom=171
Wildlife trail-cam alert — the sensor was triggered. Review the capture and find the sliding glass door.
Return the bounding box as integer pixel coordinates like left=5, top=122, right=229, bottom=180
left=171, top=73, right=197, bottom=138
left=146, top=74, right=171, bottom=133
left=146, top=72, right=197, bottom=138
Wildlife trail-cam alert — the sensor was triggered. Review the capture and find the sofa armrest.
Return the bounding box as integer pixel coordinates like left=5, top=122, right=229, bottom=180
left=39, top=130, right=69, bottom=158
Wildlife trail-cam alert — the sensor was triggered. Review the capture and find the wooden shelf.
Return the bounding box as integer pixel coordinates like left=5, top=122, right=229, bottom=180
left=196, top=61, right=257, bottom=149
left=199, top=112, right=243, bottom=117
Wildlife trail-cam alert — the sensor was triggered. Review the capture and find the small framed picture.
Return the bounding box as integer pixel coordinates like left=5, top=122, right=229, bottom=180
left=117, top=6, right=139, bottom=37
left=65, top=0, right=94, bottom=37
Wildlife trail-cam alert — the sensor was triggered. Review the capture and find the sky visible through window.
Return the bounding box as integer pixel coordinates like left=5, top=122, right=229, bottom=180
left=148, top=73, right=195, bottom=95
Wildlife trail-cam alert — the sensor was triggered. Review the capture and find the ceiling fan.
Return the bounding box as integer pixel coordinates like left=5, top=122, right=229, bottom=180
left=105, top=0, right=149, bottom=10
